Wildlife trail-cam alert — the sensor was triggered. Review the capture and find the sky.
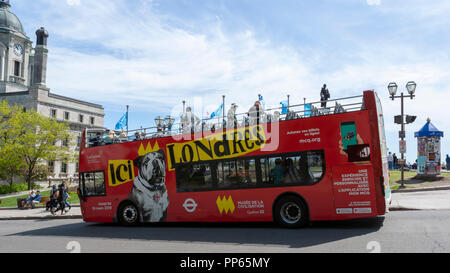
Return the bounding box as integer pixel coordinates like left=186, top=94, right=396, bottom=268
left=10, top=0, right=450, bottom=164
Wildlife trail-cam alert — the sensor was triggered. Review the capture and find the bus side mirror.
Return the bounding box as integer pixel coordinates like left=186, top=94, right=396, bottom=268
left=77, top=187, right=86, bottom=202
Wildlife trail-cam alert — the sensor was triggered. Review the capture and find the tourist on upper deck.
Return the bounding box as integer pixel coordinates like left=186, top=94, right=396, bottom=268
left=227, top=103, right=239, bottom=128
left=181, top=107, right=201, bottom=134
left=320, top=84, right=330, bottom=108
left=134, top=131, right=141, bottom=141
left=89, top=132, right=102, bottom=147
left=248, top=101, right=264, bottom=126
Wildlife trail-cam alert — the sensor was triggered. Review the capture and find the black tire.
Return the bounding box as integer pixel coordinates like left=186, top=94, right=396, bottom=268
left=118, top=203, right=140, bottom=226
left=273, top=196, right=308, bottom=228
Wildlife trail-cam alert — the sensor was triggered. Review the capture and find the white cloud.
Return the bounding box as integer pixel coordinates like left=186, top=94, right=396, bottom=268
left=366, top=0, right=381, bottom=6
left=66, top=0, right=81, bottom=6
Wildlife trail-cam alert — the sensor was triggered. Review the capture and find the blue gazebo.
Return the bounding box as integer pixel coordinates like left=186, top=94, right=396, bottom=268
left=414, top=118, right=444, bottom=176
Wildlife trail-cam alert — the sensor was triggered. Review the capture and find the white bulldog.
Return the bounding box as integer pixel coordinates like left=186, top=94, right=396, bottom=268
left=129, top=149, right=169, bottom=223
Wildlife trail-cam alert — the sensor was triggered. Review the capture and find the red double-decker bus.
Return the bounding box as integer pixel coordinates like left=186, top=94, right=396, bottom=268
left=77, top=90, right=390, bottom=228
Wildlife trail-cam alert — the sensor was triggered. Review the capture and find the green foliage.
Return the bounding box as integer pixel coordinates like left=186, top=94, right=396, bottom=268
left=0, top=100, right=76, bottom=190
left=0, top=184, right=28, bottom=195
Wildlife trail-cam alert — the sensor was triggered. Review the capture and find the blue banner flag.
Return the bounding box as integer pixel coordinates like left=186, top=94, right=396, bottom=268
left=304, top=104, right=311, bottom=117
left=210, top=103, right=223, bottom=119
left=280, top=100, right=288, bottom=114
left=115, top=112, right=128, bottom=130
left=258, top=94, right=265, bottom=110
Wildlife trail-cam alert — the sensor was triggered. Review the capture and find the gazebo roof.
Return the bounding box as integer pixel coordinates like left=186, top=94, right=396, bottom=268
left=415, top=118, right=444, bottom=138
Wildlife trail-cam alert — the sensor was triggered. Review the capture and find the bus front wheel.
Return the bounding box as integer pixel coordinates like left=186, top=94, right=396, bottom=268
left=274, top=196, right=308, bottom=228
left=118, top=203, right=140, bottom=226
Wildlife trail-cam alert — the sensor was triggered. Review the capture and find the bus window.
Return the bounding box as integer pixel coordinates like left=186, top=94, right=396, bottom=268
left=236, top=159, right=257, bottom=186
left=176, top=163, right=213, bottom=192
left=260, top=157, right=278, bottom=184
left=81, top=171, right=106, bottom=197
left=306, top=151, right=325, bottom=183
left=261, top=151, right=325, bottom=186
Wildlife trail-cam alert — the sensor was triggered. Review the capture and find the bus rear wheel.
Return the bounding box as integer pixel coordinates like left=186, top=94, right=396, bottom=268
left=274, top=196, right=308, bottom=228
left=118, top=203, right=140, bottom=226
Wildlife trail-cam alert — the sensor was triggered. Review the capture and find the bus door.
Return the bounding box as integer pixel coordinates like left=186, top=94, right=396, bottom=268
left=78, top=170, right=113, bottom=221
left=332, top=164, right=378, bottom=218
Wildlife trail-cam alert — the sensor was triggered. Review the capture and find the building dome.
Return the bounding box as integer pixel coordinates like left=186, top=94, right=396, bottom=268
left=0, top=1, right=25, bottom=35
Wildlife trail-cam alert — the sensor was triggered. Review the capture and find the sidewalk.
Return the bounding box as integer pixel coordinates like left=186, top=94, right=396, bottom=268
left=0, top=206, right=82, bottom=220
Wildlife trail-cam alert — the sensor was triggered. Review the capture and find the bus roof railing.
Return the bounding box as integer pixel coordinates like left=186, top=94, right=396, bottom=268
left=86, top=94, right=365, bottom=145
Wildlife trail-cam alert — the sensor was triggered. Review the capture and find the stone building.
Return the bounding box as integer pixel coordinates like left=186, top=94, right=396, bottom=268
left=0, top=0, right=105, bottom=183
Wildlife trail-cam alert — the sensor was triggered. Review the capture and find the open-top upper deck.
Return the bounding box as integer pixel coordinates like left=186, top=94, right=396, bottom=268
left=84, top=92, right=366, bottom=148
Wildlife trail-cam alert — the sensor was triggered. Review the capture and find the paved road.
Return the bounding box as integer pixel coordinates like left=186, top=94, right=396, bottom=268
left=0, top=210, right=449, bottom=253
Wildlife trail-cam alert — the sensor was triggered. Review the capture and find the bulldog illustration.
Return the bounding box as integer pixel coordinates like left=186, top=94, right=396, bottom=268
left=128, top=149, right=169, bottom=223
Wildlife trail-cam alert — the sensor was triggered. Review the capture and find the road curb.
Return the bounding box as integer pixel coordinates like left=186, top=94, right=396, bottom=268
left=0, top=215, right=82, bottom=221
left=391, top=186, right=450, bottom=193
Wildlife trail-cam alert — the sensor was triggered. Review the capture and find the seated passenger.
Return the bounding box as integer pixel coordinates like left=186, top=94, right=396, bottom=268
left=89, top=132, right=102, bottom=147
left=134, top=131, right=141, bottom=141
left=298, top=156, right=314, bottom=185
left=270, top=159, right=283, bottom=184
left=283, top=158, right=301, bottom=183
left=102, top=130, right=114, bottom=145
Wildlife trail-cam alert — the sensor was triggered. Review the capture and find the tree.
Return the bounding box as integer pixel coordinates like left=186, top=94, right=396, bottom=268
left=0, top=101, right=25, bottom=187
left=0, top=100, right=76, bottom=190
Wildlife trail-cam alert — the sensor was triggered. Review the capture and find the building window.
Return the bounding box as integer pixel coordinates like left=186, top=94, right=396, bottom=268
left=61, top=161, right=68, bottom=174
left=14, top=61, right=20, bottom=77
left=64, top=111, right=70, bottom=120
left=76, top=136, right=81, bottom=148
left=79, top=114, right=84, bottom=123
left=90, top=117, right=95, bottom=125
left=62, top=137, right=69, bottom=147
left=48, top=160, right=54, bottom=173
left=50, top=109, right=57, bottom=118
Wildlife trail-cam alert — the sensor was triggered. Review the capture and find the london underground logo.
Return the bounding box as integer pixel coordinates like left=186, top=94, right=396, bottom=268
left=183, top=199, right=198, bottom=213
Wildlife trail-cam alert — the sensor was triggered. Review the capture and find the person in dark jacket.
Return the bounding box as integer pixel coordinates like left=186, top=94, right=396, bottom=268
left=320, top=84, right=330, bottom=108
left=46, top=185, right=57, bottom=211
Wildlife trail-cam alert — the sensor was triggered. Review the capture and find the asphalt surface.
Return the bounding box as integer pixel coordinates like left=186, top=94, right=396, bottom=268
left=1, top=210, right=449, bottom=253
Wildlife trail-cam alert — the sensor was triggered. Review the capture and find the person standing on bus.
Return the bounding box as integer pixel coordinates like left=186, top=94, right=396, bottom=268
left=227, top=103, right=238, bottom=129
left=248, top=101, right=263, bottom=126
left=320, top=84, right=330, bottom=108
left=181, top=107, right=201, bottom=134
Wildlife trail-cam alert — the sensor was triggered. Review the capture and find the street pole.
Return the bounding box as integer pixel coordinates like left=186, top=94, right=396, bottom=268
left=388, top=81, right=417, bottom=189
left=400, top=93, right=405, bottom=188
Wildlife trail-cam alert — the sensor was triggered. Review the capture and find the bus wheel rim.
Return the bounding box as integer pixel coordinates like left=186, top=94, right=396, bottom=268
left=281, top=202, right=301, bottom=224
left=122, top=206, right=137, bottom=223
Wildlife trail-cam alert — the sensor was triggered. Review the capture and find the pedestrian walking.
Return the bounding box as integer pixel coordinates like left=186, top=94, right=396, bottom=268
left=320, top=84, right=330, bottom=108
left=393, top=153, right=398, bottom=170
left=446, top=154, right=450, bottom=171
left=64, top=189, right=72, bottom=212
left=388, top=152, right=393, bottom=170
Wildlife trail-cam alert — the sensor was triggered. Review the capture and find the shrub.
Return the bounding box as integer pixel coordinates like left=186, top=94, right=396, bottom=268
left=0, top=184, right=30, bottom=195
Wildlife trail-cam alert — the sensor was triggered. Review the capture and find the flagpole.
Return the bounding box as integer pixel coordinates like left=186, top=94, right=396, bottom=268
left=126, top=105, right=129, bottom=136
left=222, top=95, right=225, bottom=129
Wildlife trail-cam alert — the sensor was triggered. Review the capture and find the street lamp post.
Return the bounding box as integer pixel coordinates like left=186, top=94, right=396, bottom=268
left=388, top=81, right=417, bottom=188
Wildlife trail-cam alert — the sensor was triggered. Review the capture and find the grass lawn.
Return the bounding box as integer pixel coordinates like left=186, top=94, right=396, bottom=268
left=0, top=190, right=80, bottom=208
left=389, top=170, right=450, bottom=190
